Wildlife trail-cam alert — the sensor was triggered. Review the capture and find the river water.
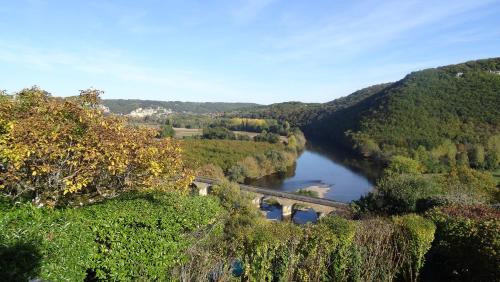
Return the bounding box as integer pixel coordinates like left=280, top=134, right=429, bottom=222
left=246, top=142, right=382, bottom=223
left=247, top=143, right=382, bottom=223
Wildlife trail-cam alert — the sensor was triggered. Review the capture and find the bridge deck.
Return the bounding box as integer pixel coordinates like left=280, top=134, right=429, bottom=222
left=195, top=176, right=348, bottom=209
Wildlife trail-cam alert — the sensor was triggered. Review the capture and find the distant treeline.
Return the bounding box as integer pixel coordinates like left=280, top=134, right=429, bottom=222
left=102, top=99, right=259, bottom=114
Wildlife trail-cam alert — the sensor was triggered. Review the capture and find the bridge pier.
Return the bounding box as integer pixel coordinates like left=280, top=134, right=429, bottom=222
left=252, top=196, right=262, bottom=208
left=193, top=177, right=350, bottom=218
left=192, top=181, right=210, bottom=196
left=317, top=212, right=326, bottom=219
left=282, top=205, right=293, bottom=217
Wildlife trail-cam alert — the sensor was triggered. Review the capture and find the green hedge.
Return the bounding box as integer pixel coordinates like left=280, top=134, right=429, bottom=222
left=425, top=205, right=500, bottom=281
left=0, top=192, right=224, bottom=281
left=393, top=214, right=436, bottom=281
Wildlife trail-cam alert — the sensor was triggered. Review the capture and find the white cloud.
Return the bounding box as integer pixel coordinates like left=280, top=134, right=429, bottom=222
left=257, top=0, right=497, bottom=64
left=0, top=42, right=257, bottom=101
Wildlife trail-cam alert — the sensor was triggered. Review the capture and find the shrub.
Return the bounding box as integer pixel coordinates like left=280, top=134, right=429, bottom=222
left=158, top=124, right=175, bottom=138
left=0, top=192, right=224, bottom=281
left=238, top=157, right=260, bottom=179
left=441, top=165, right=498, bottom=203
left=351, top=133, right=381, bottom=158
left=354, top=218, right=404, bottom=281
left=196, top=164, right=225, bottom=180
left=393, top=214, right=436, bottom=282
left=228, top=164, right=247, bottom=182
left=0, top=88, right=191, bottom=205
left=202, top=126, right=236, bottom=140
left=319, top=216, right=357, bottom=281
left=360, top=173, right=442, bottom=214
left=425, top=205, right=500, bottom=281
left=253, top=131, right=280, bottom=143
left=386, top=155, right=423, bottom=175
left=294, top=189, right=319, bottom=197
left=240, top=222, right=300, bottom=281
left=470, top=144, right=486, bottom=168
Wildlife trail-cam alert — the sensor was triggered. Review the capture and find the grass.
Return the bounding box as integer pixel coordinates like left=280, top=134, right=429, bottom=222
left=173, top=127, right=203, bottom=138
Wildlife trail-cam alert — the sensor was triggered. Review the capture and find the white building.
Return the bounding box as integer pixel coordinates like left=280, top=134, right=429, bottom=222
left=128, top=107, right=173, bottom=118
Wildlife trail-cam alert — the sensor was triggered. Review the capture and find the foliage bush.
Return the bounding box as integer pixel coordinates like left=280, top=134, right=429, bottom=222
left=357, top=173, right=442, bottom=214
left=294, top=189, right=319, bottom=197
left=202, top=126, right=236, bottom=140
left=441, top=165, right=499, bottom=204
left=195, top=164, right=226, bottom=180
left=158, top=124, right=175, bottom=138
left=356, top=163, right=499, bottom=215
left=425, top=205, right=500, bottom=281
left=0, top=87, right=191, bottom=205
left=253, top=131, right=280, bottom=143
left=393, top=214, right=436, bottom=282
left=386, top=155, right=423, bottom=175
left=353, top=218, right=404, bottom=281
left=0, top=191, right=224, bottom=281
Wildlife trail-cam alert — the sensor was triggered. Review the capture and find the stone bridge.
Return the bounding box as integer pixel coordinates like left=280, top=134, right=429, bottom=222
left=193, top=177, right=350, bottom=219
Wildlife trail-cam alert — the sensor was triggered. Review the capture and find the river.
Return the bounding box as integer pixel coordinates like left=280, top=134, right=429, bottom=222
left=247, top=143, right=382, bottom=223
left=247, top=142, right=383, bottom=203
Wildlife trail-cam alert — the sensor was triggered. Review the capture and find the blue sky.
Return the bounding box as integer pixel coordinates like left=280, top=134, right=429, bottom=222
left=1, top=0, right=499, bottom=104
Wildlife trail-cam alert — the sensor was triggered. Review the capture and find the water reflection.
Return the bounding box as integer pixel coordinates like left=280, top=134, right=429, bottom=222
left=260, top=203, right=319, bottom=225
left=292, top=208, right=318, bottom=225
left=247, top=142, right=383, bottom=203
left=260, top=202, right=282, bottom=221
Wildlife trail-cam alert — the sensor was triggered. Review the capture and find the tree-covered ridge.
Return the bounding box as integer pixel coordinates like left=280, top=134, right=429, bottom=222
left=354, top=58, right=500, bottom=149
left=231, top=58, right=500, bottom=158
left=102, top=99, right=259, bottom=114
left=228, top=101, right=322, bottom=126
left=325, top=83, right=392, bottom=108
left=228, top=83, right=393, bottom=128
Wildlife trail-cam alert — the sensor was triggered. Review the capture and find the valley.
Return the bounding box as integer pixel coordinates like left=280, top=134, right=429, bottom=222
left=2, top=58, right=499, bottom=281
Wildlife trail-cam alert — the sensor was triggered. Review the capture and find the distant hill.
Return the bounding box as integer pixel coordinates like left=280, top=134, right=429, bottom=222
left=232, top=58, right=500, bottom=157
left=102, top=99, right=260, bottom=114
left=230, top=102, right=322, bottom=125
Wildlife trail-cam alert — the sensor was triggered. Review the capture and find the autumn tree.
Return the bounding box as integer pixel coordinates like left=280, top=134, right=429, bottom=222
left=0, top=87, right=192, bottom=205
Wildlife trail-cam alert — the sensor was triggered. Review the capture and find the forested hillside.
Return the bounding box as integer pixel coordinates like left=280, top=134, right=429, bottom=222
left=103, top=99, right=259, bottom=114
left=308, top=58, right=500, bottom=152
left=230, top=83, right=392, bottom=127
left=234, top=58, right=500, bottom=165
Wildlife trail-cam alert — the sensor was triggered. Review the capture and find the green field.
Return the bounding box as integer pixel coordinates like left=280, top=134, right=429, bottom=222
left=173, top=127, right=202, bottom=138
